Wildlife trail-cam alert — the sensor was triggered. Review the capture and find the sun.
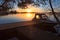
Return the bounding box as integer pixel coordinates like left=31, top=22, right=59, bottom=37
left=26, top=9, right=32, bottom=12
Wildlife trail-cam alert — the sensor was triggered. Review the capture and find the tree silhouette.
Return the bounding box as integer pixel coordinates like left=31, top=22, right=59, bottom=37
left=18, top=0, right=33, bottom=8
left=32, top=0, right=60, bottom=23
left=0, top=0, right=15, bottom=11
left=48, top=0, right=60, bottom=23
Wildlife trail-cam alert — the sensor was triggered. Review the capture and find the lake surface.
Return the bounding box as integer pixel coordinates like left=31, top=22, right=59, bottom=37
left=0, top=12, right=60, bottom=24
left=0, top=13, right=35, bottom=24
left=46, top=13, right=60, bottom=22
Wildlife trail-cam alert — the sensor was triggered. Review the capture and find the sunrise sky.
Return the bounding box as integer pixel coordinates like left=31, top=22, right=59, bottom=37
left=0, top=0, right=60, bottom=12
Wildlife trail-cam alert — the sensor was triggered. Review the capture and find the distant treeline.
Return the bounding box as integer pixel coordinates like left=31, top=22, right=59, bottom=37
left=0, top=11, right=60, bottom=16
left=0, top=11, right=18, bottom=16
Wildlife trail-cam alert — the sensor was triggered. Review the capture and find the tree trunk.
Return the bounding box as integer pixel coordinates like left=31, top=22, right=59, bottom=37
left=49, top=0, right=60, bottom=23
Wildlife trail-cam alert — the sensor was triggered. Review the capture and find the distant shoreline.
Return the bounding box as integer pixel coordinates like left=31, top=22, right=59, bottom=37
left=0, top=11, right=60, bottom=16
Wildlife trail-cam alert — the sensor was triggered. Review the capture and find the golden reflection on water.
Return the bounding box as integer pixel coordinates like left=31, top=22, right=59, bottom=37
left=0, top=13, right=35, bottom=24
left=16, top=13, right=35, bottom=21
left=26, top=13, right=34, bottom=17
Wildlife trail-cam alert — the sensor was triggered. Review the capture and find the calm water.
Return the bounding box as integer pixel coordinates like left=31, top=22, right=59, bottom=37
left=0, top=13, right=35, bottom=24
left=46, top=13, right=60, bottom=22
left=0, top=13, right=60, bottom=24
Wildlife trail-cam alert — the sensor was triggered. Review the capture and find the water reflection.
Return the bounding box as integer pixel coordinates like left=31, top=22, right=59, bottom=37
left=46, top=13, right=60, bottom=22
left=0, top=12, right=60, bottom=24
left=0, top=13, right=35, bottom=24
left=15, top=13, right=35, bottom=21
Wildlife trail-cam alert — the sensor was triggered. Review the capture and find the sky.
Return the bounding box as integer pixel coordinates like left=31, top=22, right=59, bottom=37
left=0, top=0, right=60, bottom=12
left=52, top=0, right=60, bottom=12
left=39, top=0, right=60, bottom=12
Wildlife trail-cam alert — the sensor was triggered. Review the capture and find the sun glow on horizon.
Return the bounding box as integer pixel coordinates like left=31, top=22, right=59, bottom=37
left=26, top=9, right=32, bottom=12
left=10, top=4, right=45, bottom=13
left=16, top=13, right=35, bottom=21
